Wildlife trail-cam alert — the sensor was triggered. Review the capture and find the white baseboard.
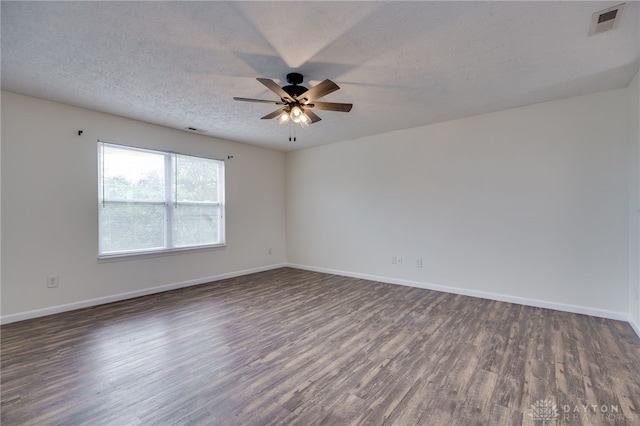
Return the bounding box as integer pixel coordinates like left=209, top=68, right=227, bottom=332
left=0, top=263, right=286, bottom=325
left=629, top=317, right=640, bottom=340
left=286, top=263, right=630, bottom=323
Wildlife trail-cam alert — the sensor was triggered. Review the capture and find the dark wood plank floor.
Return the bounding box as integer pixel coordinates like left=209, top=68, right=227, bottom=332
left=2, top=268, right=640, bottom=425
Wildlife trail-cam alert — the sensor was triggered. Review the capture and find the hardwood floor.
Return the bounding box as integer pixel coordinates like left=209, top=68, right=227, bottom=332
left=2, top=268, right=640, bottom=425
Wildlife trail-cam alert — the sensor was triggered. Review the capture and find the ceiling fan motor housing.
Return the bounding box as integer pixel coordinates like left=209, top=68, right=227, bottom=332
left=283, top=72, right=308, bottom=98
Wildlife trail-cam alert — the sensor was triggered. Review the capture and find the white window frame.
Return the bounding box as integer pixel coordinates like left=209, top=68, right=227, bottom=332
left=98, top=141, right=225, bottom=260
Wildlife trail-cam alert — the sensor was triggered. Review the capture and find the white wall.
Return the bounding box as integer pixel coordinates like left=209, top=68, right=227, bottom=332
left=1, top=91, right=286, bottom=321
left=3, top=83, right=637, bottom=327
left=629, top=71, right=640, bottom=332
left=287, top=88, right=631, bottom=318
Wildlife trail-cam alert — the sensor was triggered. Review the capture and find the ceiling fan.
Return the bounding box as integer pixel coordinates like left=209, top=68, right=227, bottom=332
left=233, top=72, right=352, bottom=128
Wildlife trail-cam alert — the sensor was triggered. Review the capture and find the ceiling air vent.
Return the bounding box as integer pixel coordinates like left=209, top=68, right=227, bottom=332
left=185, top=126, right=207, bottom=134
left=589, top=3, right=626, bottom=36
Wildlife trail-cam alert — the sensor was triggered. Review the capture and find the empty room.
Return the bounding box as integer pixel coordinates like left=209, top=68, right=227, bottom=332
left=1, top=1, right=639, bottom=425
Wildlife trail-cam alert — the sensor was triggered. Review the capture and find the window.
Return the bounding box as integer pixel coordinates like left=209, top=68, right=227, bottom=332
left=98, top=142, right=225, bottom=258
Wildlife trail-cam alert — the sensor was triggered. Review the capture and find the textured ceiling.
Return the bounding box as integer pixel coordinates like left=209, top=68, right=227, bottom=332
left=2, top=1, right=639, bottom=152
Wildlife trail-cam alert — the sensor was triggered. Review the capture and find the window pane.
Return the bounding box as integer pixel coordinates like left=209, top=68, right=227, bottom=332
left=100, top=202, right=165, bottom=253
left=173, top=204, right=219, bottom=247
left=103, top=145, right=165, bottom=201
left=98, top=141, right=225, bottom=257
left=176, top=155, right=218, bottom=202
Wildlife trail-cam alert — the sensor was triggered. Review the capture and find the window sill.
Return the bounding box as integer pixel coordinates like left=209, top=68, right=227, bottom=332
left=98, top=244, right=226, bottom=263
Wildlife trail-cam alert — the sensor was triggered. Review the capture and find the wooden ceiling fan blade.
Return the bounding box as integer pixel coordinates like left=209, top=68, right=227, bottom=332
left=257, top=78, right=293, bottom=102
left=297, top=79, right=339, bottom=103
left=304, top=109, right=322, bottom=123
left=308, top=101, right=352, bottom=112
left=261, top=107, right=288, bottom=120
left=233, top=97, right=284, bottom=105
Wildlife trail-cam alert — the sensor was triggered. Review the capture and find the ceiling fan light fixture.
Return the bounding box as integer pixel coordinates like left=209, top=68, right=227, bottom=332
left=278, top=112, right=290, bottom=124
left=290, top=105, right=304, bottom=121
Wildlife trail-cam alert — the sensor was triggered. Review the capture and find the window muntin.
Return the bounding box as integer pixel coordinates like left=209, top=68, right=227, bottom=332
left=98, top=142, right=225, bottom=258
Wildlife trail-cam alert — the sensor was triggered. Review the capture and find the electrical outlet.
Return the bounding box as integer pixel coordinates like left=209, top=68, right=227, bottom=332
left=391, top=256, right=397, bottom=264
left=47, top=276, right=59, bottom=288
left=416, top=259, right=423, bottom=268
left=397, top=257, right=402, bottom=265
